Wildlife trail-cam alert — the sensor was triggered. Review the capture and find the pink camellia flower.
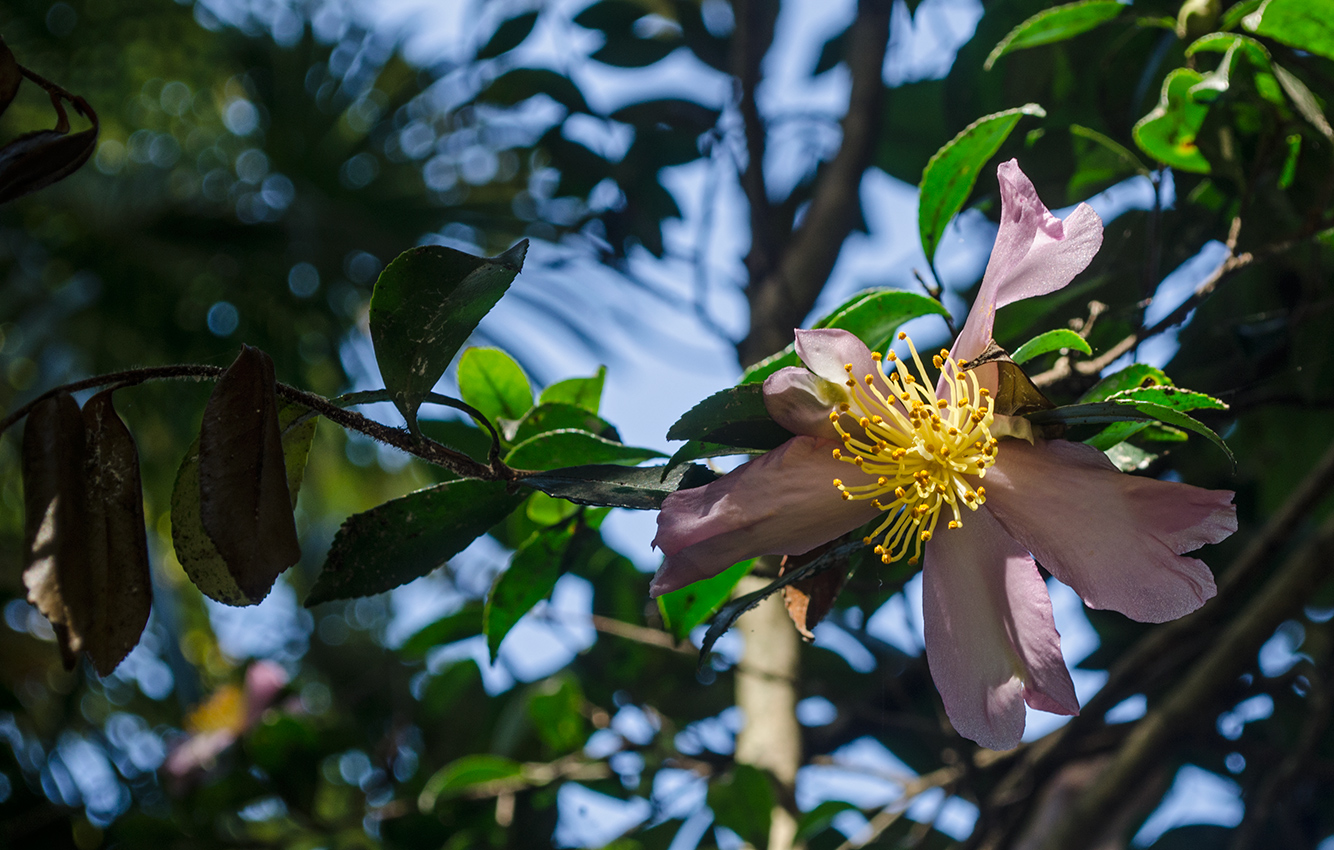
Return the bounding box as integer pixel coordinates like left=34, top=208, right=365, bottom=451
left=652, top=160, right=1237, bottom=750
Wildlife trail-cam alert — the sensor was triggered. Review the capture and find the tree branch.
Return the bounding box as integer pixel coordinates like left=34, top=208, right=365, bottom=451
left=739, top=0, right=892, bottom=366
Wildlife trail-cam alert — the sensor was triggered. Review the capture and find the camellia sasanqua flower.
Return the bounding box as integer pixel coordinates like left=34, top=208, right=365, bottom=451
left=651, top=160, right=1237, bottom=750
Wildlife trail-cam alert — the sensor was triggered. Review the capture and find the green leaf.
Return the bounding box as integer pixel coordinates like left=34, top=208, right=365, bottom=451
left=1085, top=420, right=1151, bottom=451
left=984, top=0, right=1126, bottom=70
left=525, top=491, right=580, bottom=525
left=519, top=463, right=719, bottom=510
left=305, top=480, right=525, bottom=606
left=539, top=366, right=606, bottom=413
left=398, top=604, right=484, bottom=660
left=418, top=755, right=522, bottom=811
left=741, top=289, right=951, bottom=384
left=1273, top=63, right=1334, bottom=140
left=707, top=765, right=776, bottom=850
left=1103, top=441, right=1159, bottom=472
left=1011, top=329, right=1093, bottom=364
left=1133, top=68, right=1211, bottom=174
left=505, top=429, right=665, bottom=471
left=918, top=104, right=1046, bottom=262
left=659, top=440, right=763, bottom=482
left=796, top=801, right=861, bottom=843
left=368, top=240, right=527, bottom=434
left=665, top=384, right=794, bottom=449
left=528, top=675, right=588, bottom=753
left=486, top=527, right=574, bottom=661
left=573, top=0, right=644, bottom=32
left=1107, top=384, right=1227, bottom=412
left=417, top=417, right=494, bottom=463
left=457, top=347, right=535, bottom=427
left=1080, top=363, right=1172, bottom=403
left=591, top=35, right=677, bottom=67
left=1026, top=401, right=1234, bottom=464
left=512, top=402, right=618, bottom=445
left=478, top=68, right=591, bottom=114
left=658, top=559, right=756, bottom=641
left=476, top=11, right=539, bottom=60
left=1244, top=0, right=1334, bottom=61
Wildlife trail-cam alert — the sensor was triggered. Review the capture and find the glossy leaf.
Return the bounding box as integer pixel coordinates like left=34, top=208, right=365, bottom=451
left=198, top=346, right=301, bottom=604
left=485, top=527, right=574, bottom=661
left=476, top=11, right=539, bottom=60
left=1103, top=441, right=1159, bottom=472
left=1011, top=328, right=1093, bottom=364
left=81, top=390, right=152, bottom=676
left=1108, top=385, right=1227, bottom=412
left=1025, top=400, right=1234, bottom=464
left=1244, top=0, right=1334, bottom=61
left=418, top=755, right=522, bottom=811
left=21, top=393, right=91, bottom=669
left=741, top=289, right=951, bottom=384
left=1080, top=363, right=1171, bottom=403
left=512, top=402, right=617, bottom=445
left=398, top=604, right=484, bottom=660
left=539, top=365, right=606, bottom=413
left=658, top=559, right=756, bottom=642
left=660, top=440, right=763, bottom=482
left=306, top=480, right=525, bottom=606
left=505, top=429, right=664, bottom=471
left=368, top=240, right=527, bottom=433
left=174, top=402, right=315, bottom=607
left=1133, top=68, right=1211, bottom=173
left=519, top=463, right=719, bottom=510
left=457, top=347, right=534, bottom=426
left=665, top=384, right=794, bottom=449
left=984, top=0, right=1125, bottom=70
left=918, top=104, right=1046, bottom=262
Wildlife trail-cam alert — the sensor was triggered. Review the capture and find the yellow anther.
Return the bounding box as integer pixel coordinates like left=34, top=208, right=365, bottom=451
left=844, top=363, right=854, bottom=372
left=887, top=350, right=897, bottom=361
left=841, top=433, right=852, bottom=443
left=860, top=417, right=871, bottom=428
left=948, top=520, right=961, bottom=529
left=832, top=478, right=843, bottom=487
left=841, top=491, right=852, bottom=500
left=845, top=379, right=855, bottom=387
left=898, top=331, right=907, bottom=340
left=872, top=499, right=884, bottom=510
left=978, top=388, right=990, bottom=397
left=874, top=545, right=885, bottom=555
left=977, top=486, right=986, bottom=497
left=832, top=449, right=842, bottom=459
left=936, top=399, right=949, bottom=409
left=908, top=556, right=919, bottom=566
left=853, top=456, right=865, bottom=466
left=920, top=530, right=932, bottom=543
left=933, top=355, right=943, bottom=369
left=865, top=375, right=875, bottom=386
left=894, top=487, right=907, bottom=500
left=882, top=554, right=892, bottom=564
left=877, top=476, right=888, bottom=486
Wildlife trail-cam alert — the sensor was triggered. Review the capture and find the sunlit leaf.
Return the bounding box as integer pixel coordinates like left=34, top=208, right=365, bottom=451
left=1011, top=328, right=1093, bottom=364
left=984, top=0, right=1125, bottom=70
left=1133, top=68, right=1211, bottom=173
left=918, top=104, right=1046, bottom=262
left=1244, top=0, right=1334, bottom=61
left=1026, top=400, right=1233, bottom=464
left=457, top=347, right=535, bottom=427
left=539, top=366, right=606, bottom=413
left=512, top=402, right=618, bottom=445
left=506, top=428, right=663, bottom=471
left=658, top=559, right=756, bottom=642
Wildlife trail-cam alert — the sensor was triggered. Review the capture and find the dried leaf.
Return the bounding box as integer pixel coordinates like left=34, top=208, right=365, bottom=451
left=781, top=544, right=851, bottom=641
left=198, top=346, right=301, bottom=603
left=21, top=393, right=91, bottom=668
left=0, top=37, right=20, bottom=120
left=81, top=390, right=152, bottom=676
left=962, top=340, right=1059, bottom=421
left=0, top=127, right=98, bottom=204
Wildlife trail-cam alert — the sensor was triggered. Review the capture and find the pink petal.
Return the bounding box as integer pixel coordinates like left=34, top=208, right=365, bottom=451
left=795, top=328, right=882, bottom=387
left=952, top=161, right=1104, bottom=362
left=651, top=436, right=880, bottom=596
left=983, top=439, right=1236, bottom=623
left=762, top=367, right=840, bottom=439
left=923, top=508, right=1079, bottom=751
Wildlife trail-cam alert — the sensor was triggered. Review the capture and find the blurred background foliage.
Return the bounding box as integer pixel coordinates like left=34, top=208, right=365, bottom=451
left=2, top=0, right=1334, bottom=848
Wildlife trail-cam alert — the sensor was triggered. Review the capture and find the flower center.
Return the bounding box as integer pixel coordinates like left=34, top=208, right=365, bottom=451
left=828, top=332, right=998, bottom=566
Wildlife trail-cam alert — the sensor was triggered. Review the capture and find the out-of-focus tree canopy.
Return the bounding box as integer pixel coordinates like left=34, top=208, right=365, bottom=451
left=3, top=0, right=1334, bottom=849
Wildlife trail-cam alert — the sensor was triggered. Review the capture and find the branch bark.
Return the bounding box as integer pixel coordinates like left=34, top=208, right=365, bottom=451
left=739, top=0, right=892, bottom=366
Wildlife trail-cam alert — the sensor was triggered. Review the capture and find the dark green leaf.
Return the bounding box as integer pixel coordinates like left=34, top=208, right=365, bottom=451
left=368, top=240, right=527, bottom=433
left=984, top=0, right=1125, bottom=70
left=1011, top=328, right=1093, bottom=364
left=1133, top=68, right=1211, bottom=173
left=796, top=801, right=861, bottom=843
left=659, top=440, right=763, bottom=482
left=418, top=417, right=494, bottom=463
left=198, top=346, right=301, bottom=605
left=519, top=463, right=719, bottom=510
left=479, top=68, right=591, bottom=114
left=573, top=0, right=645, bottom=32
left=918, top=104, right=1045, bottom=262
left=1244, top=0, right=1334, bottom=61
left=512, top=402, right=618, bottom=445
left=610, top=100, right=720, bottom=132
left=658, top=559, right=755, bottom=641
left=81, top=390, right=151, bottom=677
left=1080, top=363, right=1171, bottom=403
left=397, top=604, right=484, bottom=660
left=457, top=347, right=534, bottom=425
left=539, top=366, right=606, bottom=413
left=305, top=480, right=525, bottom=606
left=1025, top=401, right=1234, bottom=464
left=418, top=755, right=522, bottom=811
left=485, top=527, right=574, bottom=661
left=476, top=11, right=539, bottom=60
left=665, top=384, right=794, bottom=449
left=707, top=765, right=775, bottom=849
left=741, top=289, right=951, bottom=384
left=590, top=35, right=678, bottom=67
left=506, top=429, right=664, bottom=471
